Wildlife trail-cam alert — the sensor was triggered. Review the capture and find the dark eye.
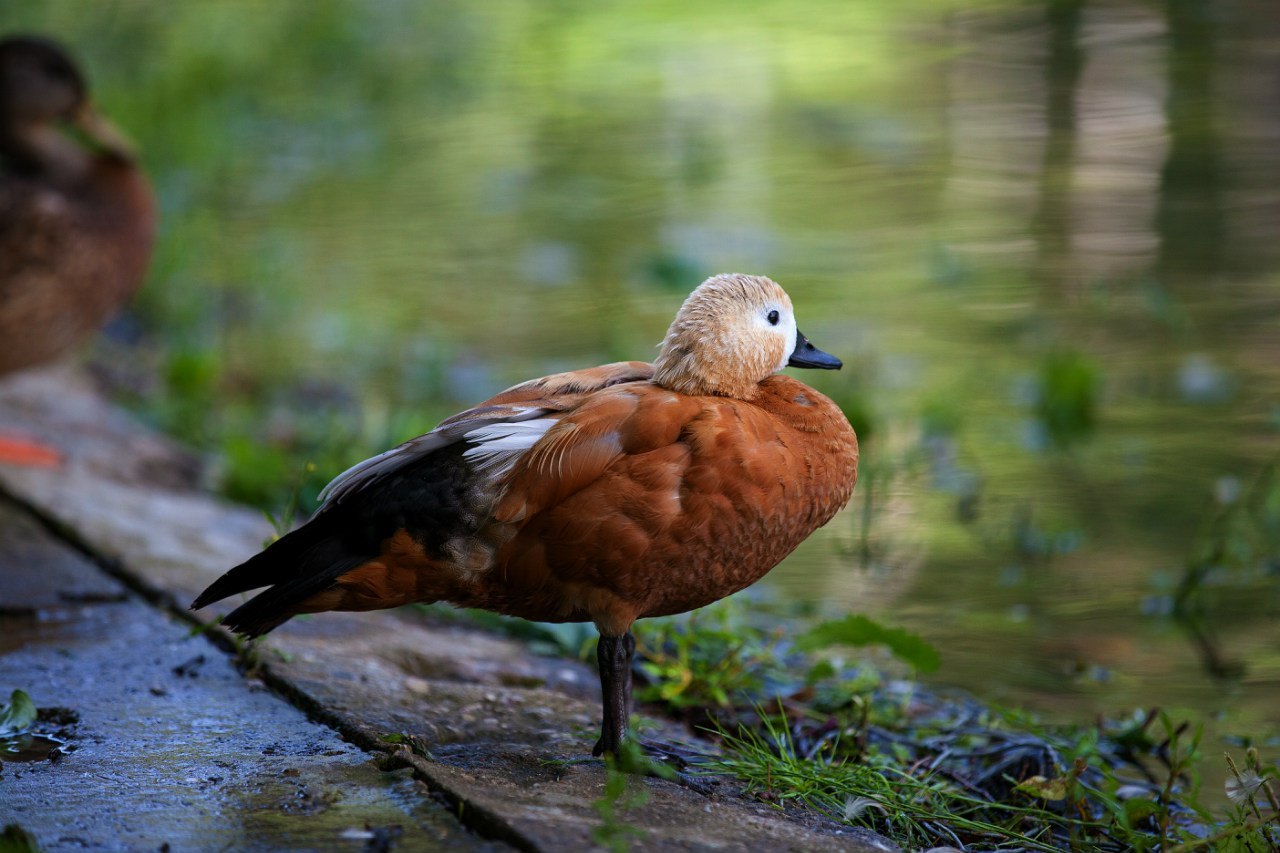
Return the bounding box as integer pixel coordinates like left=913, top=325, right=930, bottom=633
left=767, top=309, right=779, bottom=326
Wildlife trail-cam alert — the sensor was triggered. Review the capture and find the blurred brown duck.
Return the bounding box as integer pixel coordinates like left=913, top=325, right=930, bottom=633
left=0, top=35, right=154, bottom=465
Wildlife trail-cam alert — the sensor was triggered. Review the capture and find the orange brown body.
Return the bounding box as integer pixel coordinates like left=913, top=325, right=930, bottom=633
left=298, top=365, right=855, bottom=636
left=194, top=274, right=858, bottom=757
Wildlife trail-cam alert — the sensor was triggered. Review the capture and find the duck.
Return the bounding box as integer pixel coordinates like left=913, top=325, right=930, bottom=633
left=0, top=35, right=155, bottom=465
left=192, top=273, right=859, bottom=759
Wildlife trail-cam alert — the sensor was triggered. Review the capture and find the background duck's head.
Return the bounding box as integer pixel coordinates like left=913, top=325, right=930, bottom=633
left=653, top=273, right=841, bottom=399
left=0, top=35, right=136, bottom=170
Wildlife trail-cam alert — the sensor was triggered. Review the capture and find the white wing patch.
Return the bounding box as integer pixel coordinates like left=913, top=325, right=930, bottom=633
left=318, top=405, right=550, bottom=506
left=461, top=418, right=559, bottom=476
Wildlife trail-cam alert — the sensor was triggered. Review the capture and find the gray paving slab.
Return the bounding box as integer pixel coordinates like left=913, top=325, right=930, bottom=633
left=0, top=500, right=494, bottom=852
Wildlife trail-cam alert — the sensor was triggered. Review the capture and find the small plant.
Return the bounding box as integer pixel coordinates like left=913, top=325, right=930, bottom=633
left=590, top=739, right=650, bottom=852
left=1194, top=748, right=1280, bottom=852
left=1, top=690, right=73, bottom=771
left=380, top=732, right=433, bottom=760
left=632, top=602, right=777, bottom=709
left=0, top=823, right=44, bottom=853
left=224, top=631, right=265, bottom=677
left=262, top=461, right=318, bottom=544
left=632, top=599, right=935, bottom=713
left=1173, top=461, right=1280, bottom=678
left=0, top=690, right=36, bottom=740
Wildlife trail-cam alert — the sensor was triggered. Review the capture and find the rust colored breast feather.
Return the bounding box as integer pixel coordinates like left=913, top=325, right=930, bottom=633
left=472, top=377, right=857, bottom=633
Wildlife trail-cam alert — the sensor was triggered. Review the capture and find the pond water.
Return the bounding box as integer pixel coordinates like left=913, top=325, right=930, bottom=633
left=11, top=0, right=1279, bottom=787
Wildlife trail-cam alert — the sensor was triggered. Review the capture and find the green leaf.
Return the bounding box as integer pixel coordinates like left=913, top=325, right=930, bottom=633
left=0, top=689, right=37, bottom=738
left=612, top=737, right=676, bottom=781
left=1122, top=797, right=1161, bottom=825
left=1014, top=775, right=1069, bottom=801
left=805, top=659, right=837, bottom=685
left=795, top=615, right=940, bottom=673
left=0, top=823, right=44, bottom=853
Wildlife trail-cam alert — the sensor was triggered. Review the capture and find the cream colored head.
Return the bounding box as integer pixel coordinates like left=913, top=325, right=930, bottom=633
left=652, top=273, right=817, bottom=399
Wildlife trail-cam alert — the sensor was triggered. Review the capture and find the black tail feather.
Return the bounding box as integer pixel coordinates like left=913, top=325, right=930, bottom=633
left=191, top=522, right=373, bottom=638
left=190, top=523, right=322, bottom=610
left=219, top=555, right=369, bottom=637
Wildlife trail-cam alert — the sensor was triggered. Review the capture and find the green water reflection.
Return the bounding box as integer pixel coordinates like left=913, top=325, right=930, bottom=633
left=9, top=0, right=1278, bottom=773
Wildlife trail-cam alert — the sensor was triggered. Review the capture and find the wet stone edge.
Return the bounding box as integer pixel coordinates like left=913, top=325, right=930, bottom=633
left=0, top=484, right=539, bottom=852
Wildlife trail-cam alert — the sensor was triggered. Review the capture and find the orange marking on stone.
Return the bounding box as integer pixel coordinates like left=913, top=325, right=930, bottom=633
left=0, top=435, right=62, bottom=468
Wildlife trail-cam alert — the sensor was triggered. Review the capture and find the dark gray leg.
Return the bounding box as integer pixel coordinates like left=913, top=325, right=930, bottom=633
left=590, top=631, right=714, bottom=794
left=591, top=631, right=634, bottom=757
left=622, top=631, right=635, bottom=720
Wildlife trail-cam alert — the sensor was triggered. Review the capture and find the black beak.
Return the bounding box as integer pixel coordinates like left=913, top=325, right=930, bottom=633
left=787, top=330, right=842, bottom=370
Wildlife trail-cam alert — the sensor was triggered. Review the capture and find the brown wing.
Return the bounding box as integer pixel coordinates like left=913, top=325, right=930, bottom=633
left=441, top=361, right=654, bottom=422
left=318, top=361, right=653, bottom=506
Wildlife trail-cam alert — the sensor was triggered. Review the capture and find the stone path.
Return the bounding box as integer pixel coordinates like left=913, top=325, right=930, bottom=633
left=0, top=365, right=896, bottom=852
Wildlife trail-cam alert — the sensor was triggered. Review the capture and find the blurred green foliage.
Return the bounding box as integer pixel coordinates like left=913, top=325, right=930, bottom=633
left=1035, top=350, right=1099, bottom=449
left=795, top=613, right=939, bottom=673
left=633, top=602, right=775, bottom=710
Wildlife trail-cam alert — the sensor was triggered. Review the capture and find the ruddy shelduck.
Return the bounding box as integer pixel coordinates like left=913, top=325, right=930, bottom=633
left=193, top=273, right=859, bottom=758
left=0, top=36, right=154, bottom=465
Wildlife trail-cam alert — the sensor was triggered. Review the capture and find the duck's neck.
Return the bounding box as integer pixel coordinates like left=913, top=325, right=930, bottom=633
left=652, top=348, right=762, bottom=400
left=1, top=121, right=95, bottom=185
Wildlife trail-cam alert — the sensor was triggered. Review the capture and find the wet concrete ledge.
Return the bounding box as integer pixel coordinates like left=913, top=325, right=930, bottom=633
left=0, top=365, right=897, bottom=852
left=0, top=502, right=481, bottom=852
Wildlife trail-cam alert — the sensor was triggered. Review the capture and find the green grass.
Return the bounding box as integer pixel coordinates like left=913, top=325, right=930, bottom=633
left=412, top=595, right=1278, bottom=849
left=609, top=601, right=1279, bottom=851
